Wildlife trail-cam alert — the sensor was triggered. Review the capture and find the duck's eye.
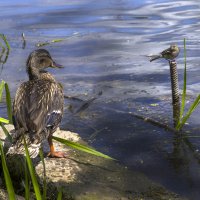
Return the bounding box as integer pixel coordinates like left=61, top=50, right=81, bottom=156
left=40, top=59, right=45, bottom=64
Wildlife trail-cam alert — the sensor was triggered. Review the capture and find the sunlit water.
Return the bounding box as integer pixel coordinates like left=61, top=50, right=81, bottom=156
left=1, top=0, right=200, bottom=199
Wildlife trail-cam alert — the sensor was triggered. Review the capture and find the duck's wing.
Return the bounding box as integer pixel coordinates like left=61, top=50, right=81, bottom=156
left=13, top=82, right=29, bottom=131
left=13, top=80, right=64, bottom=139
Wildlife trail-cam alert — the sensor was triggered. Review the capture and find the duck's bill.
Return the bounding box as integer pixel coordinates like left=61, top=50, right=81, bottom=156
left=51, top=61, right=64, bottom=68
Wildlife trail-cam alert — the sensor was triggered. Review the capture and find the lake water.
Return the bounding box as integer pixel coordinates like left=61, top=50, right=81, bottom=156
left=1, top=0, right=200, bottom=199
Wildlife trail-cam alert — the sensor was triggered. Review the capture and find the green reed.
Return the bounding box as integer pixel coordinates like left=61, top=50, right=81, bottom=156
left=0, top=141, right=16, bottom=199
left=53, top=136, right=114, bottom=160
left=0, top=34, right=10, bottom=51
left=0, top=81, right=12, bottom=124
left=176, top=39, right=200, bottom=130
left=0, top=34, right=10, bottom=65
left=39, top=149, right=47, bottom=200
left=36, top=33, right=80, bottom=47
left=23, top=137, right=42, bottom=200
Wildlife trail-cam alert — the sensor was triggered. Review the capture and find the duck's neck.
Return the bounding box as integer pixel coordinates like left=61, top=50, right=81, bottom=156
left=27, top=66, right=56, bottom=82
left=27, top=66, right=43, bottom=80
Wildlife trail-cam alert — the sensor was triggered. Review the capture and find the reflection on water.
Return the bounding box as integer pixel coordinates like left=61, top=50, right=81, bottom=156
left=1, top=0, right=200, bottom=199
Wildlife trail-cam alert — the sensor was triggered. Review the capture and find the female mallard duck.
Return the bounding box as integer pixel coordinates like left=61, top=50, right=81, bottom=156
left=12, top=49, right=65, bottom=158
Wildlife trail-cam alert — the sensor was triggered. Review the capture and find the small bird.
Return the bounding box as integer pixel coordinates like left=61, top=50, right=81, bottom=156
left=148, top=44, right=180, bottom=62
left=12, top=49, right=65, bottom=158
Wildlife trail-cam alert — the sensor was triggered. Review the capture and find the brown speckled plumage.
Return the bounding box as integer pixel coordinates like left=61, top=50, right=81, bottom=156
left=11, top=49, right=65, bottom=158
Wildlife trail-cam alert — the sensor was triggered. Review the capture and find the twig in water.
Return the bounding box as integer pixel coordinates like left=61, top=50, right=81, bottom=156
left=75, top=91, right=103, bottom=114
left=36, top=33, right=81, bottom=47
left=64, top=95, right=84, bottom=102
left=103, top=106, right=179, bottom=134
left=89, top=127, right=108, bottom=142
left=22, top=33, right=26, bottom=49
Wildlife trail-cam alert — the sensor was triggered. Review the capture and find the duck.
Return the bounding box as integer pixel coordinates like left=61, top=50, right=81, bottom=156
left=12, top=49, right=65, bottom=158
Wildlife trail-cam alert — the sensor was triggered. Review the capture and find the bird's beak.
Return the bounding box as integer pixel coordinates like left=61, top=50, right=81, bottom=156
left=51, top=61, right=64, bottom=68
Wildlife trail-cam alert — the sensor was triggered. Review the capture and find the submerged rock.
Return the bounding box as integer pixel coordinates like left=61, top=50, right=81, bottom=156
left=0, top=125, right=187, bottom=200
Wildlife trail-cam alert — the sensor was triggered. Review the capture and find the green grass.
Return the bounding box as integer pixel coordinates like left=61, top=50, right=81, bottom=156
left=176, top=39, right=200, bottom=131
left=39, top=149, right=47, bottom=200
left=4, top=83, right=13, bottom=124
left=24, top=161, right=31, bottom=200
left=0, top=80, right=12, bottom=124
left=57, top=189, right=63, bottom=200
left=0, top=118, right=9, bottom=124
left=0, top=34, right=10, bottom=51
left=0, top=141, right=16, bottom=200
left=36, top=33, right=80, bottom=47
left=53, top=136, right=115, bottom=160
left=176, top=94, right=200, bottom=130
left=0, top=122, right=12, bottom=142
left=179, top=38, right=187, bottom=122
left=23, top=136, right=42, bottom=200
left=0, top=80, right=5, bottom=101
left=0, top=34, right=10, bottom=65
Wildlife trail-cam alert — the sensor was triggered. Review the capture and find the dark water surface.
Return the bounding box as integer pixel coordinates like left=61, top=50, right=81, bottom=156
left=1, top=0, right=200, bottom=199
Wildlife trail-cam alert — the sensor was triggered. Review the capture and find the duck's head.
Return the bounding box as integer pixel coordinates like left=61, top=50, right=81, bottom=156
left=26, top=49, right=62, bottom=80
left=26, top=49, right=62, bottom=70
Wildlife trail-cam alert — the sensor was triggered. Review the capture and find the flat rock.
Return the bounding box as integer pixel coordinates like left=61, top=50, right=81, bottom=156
left=0, top=125, right=188, bottom=200
left=0, top=189, right=25, bottom=200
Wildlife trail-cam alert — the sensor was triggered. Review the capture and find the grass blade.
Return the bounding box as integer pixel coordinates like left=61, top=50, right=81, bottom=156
left=23, top=137, right=42, bottom=200
left=0, top=141, right=16, bottom=200
left=4, top=83, right=13, bottom=124
left=0, top=34, right=10, bottom=51
left=176, top=94, right=200, bottom=130
left=0, top=117, right=9, bottom=124
left=177, top=38, right=187, bottom=129
left=180, top=38, right=187, bottom=115
left=25, top=161, right=30, bottom=200
left=36, top=33, right=80, bottom=47
left=39, top=149, right=47, bottom=200
left=51, top=39, right=64, bottom=43
left=57, top=189, right=62, bottom=200
left=52, top=136, right=114, bottom=160
left=0, top=80, right=5, bottom=102
left=0, top=122, right=12, bottom=142
left=36, top=42, right=50, bottom=47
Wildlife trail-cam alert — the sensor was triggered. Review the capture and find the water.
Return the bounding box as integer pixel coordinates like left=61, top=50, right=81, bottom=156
left=1, top=0, right=200, bottom=199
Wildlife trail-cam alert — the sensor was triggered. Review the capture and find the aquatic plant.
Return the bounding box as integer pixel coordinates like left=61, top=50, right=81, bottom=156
left=36, top=33, right=80, bottom=47
left=0, top=80, right=12, bottom=126
left=176, top=39, right=200, bottom=131
left=0, top=141, right=16, bottom=199
left=0, top=34, right=10, bottom=66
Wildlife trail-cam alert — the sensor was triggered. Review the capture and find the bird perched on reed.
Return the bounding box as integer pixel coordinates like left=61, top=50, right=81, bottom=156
left=11, top=49, right=65, bottom=158
left=148, top=44, right=180, bottom=62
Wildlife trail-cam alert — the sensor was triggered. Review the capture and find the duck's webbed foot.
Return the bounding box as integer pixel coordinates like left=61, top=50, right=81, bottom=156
left=47, top=136, right=66, bottom=158
left=47, top=151, right=66, bottom=158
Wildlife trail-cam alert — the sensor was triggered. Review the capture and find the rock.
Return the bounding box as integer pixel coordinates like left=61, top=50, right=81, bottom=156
left=0, top=188, right=25, bottom=200
left=0, top=125, right=188, bottom=200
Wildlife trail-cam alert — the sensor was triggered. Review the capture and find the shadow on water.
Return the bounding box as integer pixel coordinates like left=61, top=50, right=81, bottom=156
left=1, top=0, right=200, bottom=199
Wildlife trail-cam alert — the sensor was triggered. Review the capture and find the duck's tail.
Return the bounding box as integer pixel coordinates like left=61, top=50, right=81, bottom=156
left=7, top=141, right=41, bottom=158
left=6, top=130, right=43, bottom=158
